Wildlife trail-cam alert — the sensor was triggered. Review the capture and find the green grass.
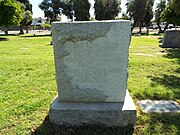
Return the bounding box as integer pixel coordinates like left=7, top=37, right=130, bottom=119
left=129, top=36, right=180, bottom=101
left=0, top=34, right=179, bottom=134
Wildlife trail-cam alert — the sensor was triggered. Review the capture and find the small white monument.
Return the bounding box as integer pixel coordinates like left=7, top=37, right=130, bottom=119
left=50, top=20, right=136, bottom=126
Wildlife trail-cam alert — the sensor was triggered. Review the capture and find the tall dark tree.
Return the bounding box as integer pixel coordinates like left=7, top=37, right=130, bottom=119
left=39, top=0, right=90, bottom=22
left=155, top=0, right=167, bottom=33
left=17, top=0, right=33, bottom=34
left=17, top=0, right=32, bottom=11
left=52, top=0, right=65, bottom=20
left=126, top=0, right=146, bottom=33
left=94, top=0, right=121, bottom=20
left=144, top=0, right=154, bottom=35
left=39, top=0, right=67, bottom=23
left=39, top=0, right=53, bottom=23
left=67, top=0, right=91, bottom=21
left=126, top=0, right=134, bottom=20
left=0, top=0, right=22, bottom=35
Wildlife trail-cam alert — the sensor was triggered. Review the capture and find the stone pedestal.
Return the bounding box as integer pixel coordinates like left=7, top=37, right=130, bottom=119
left=160, top=30, right=180, bottom=48
left=50, top=20, right=136, bottom=127
left=49, top=90, right=136, bottom=127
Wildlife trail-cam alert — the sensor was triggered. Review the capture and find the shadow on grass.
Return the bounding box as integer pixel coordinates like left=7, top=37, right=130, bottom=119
left=132, top=32, right=164, bottom=36
left=0, top=38, right=9, bottom=42
left=0, top=34, right=18, bottom=36
left=151, top=74, right=180, bottom=89
left=32, top=115, right=134, bottom=135
left=136, top=112, right=180, bottom=134
left=148, top=48, right=180, bottom=99
left=164, top=48, right=180, bottom=64
left=21, top=34, right=51, bottom=38
left=164, top=48, right=180, bottom=58
left=149, top=74, right=180, bottom=100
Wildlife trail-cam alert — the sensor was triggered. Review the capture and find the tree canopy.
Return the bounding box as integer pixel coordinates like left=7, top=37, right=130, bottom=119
left=39, top=0, right=91, bottom=22
left=154, top=0, right=167, bottom=33
left=0, top=0, right=22, bottom=27
left=126, top=0, right=150, bottom=32
left=94, top=0, right=121, bottom=20
left=170, top=0, right=180, bottom=15
left=155, top=0, right=166, bottom=23
left=39, top=0, right=55, bottom=23
left=17, top=0, right=32, bottom=12
left=161, top=0, right=180, bottom=25
left=68, top=0, right=91, bottom=21
left=144, top=0, right=154, bottom=34
left=17, top=0, right=33, bottom=34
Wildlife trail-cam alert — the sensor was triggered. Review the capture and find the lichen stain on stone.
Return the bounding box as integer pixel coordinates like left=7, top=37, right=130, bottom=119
left=53, top=22, right=130, bottom=102
left=57, top=23, right=112, bottom=44
left=55, top=24, right=117, bottom=102
left=57, top=60, right=108, bottom=102
left=57, top=52, right=108, bottom=102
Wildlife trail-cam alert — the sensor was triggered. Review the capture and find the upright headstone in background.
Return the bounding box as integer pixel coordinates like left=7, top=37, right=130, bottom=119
left=160, top=30, right=180, bottom=48
left=50, top=20, right=136, bottom=127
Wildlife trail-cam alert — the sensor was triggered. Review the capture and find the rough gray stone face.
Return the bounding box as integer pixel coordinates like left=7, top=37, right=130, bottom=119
left=52, top=21, right=131, bottom=102
left=50, top=21, right=136, bottom=127
left=160, top=30, right=180, bottom=48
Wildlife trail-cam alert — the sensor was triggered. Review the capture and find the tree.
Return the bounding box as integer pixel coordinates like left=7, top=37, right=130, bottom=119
left=126, top=0, right=146, bottom=33
left=144, top=0, right=154, bottom=35
left=39, top=0, right=91, bottom=22
left=154, top=0, right=167, bottom=33
left=20, top=10, right=33, bottom=33
left=0, top=0, right=22, bottom=35
left=94, top=0, right=121, bottom=20
left=17, top=0, right=33, bottom=34
left=17, top=0, right=32, bottom=11
left=39, top=0, right=53, bottom=23
left=39, top=0, right=64, bottom=23
left=161, top=2, right=180, bottom=26
left=170, top=0, right=180, bottom=15
left=67, top=0, right=91, bottom=21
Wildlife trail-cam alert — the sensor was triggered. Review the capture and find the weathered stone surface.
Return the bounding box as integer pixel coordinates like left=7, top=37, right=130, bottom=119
left=49, top=90, right=136, bottom=127
left=52, top=21, right=131, bottom=102
left=50, top=21, right=136, bottom=127
left=160, top=30, right=180, bottom=48
left=138, top=100, right=180, bottom=113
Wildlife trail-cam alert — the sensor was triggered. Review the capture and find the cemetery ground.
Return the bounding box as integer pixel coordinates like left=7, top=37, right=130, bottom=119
left=0, top=34, right=179, bottom=135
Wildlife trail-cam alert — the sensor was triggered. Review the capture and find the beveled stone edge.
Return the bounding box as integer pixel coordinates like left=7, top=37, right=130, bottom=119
left=49, top=90, right=137, bottom=127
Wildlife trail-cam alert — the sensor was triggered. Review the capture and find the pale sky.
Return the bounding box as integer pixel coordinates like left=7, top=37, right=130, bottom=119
left=30, top=0, right=160, bottom=18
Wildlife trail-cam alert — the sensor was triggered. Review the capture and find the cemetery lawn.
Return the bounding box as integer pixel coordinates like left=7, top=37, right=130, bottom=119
left=0, top=34, right=179, bottom=135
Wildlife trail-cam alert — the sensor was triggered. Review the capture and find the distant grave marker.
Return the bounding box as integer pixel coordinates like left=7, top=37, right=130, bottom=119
left=160, top=30, right=180, bottom=48
left=138, top=100, right=180, bottom=113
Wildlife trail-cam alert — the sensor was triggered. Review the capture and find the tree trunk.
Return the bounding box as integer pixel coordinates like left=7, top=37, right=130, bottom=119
left=19, top=25, right=24, bottom=34
left=158, top=23, right=169, bottom=33
left=163, top=23, right=169, bottom=32
left=157, top=19, right=163, bottom=33
left=146, top=26, right=149, bottom=35
left=4, top=27, right=8, bottom=35
left=139, top=21, right=142, bottom=34
left=25, top=26, right=29, bottom=33
left=131, top=20, right=136, bottom=32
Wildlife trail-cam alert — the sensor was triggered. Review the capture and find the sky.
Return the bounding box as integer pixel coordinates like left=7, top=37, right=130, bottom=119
left=30, top=0, right=160, bottom=18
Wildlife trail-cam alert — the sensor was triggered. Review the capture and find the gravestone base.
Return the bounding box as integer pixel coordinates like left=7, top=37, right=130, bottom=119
left=49, top=90, right=136, bottom=127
